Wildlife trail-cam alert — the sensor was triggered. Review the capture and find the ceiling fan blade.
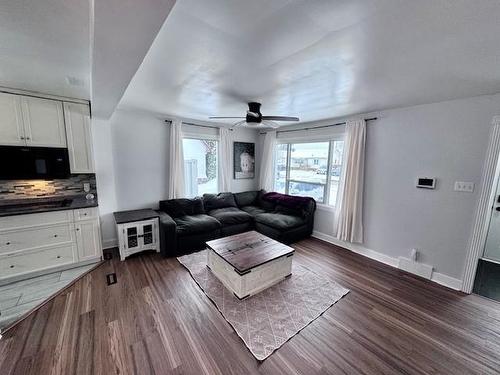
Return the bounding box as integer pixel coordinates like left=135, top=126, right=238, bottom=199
left=261, top=120, right=280, bottom=129
left=209, top=116, right=246, bottom=119
left=262, top=116, right=299, bottom=121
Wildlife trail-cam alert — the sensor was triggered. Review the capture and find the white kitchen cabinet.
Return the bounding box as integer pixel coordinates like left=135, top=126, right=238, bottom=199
left=0, top=92, right=25, bottom=146
left=75, top=219, right=102, bottom=261
left=64, top=102, right=94, bottom=173
left=0, top=208, right=102, bottom=285
left=21, top=96, right=66, bottom=148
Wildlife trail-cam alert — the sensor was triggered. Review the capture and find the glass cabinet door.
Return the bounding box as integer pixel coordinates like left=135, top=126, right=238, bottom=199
left=142, top=223, right=154, bottom=246
left=126, top=226, right=139, bottom=249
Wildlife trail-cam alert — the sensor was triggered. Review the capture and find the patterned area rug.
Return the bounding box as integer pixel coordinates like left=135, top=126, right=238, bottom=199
left=177, top=250, right=349, bottom=360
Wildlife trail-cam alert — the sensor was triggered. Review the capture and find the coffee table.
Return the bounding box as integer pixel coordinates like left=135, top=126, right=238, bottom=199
left=206, top=231, right=294, bottom=300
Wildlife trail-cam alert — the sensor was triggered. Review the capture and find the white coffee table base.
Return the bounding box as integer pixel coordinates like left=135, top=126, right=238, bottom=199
left=207, top=249, right=293, bottom=300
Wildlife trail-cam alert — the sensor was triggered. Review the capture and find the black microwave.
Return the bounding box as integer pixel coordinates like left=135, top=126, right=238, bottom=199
left=0, top=146, right=70, bottom=180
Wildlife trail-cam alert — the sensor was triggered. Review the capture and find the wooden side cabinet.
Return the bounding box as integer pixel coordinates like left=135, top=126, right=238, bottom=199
left=114, top=209, right=160, bottom=261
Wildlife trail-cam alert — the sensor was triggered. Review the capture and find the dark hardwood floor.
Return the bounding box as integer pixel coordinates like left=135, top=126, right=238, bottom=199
left=1, top=238, right=500, bottom=374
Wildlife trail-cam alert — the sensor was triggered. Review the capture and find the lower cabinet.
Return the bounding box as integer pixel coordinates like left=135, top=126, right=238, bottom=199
left=117, top=218, right=159, bottom=261
left=75, top=219, right=102, bottom=261
left=0, top=208, right=102, bottom=284
left=0, top=243, right=76, bottom=279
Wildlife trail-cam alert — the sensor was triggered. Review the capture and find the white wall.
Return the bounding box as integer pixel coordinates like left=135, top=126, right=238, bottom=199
left=93, top=109, right=260, bottom=246
left=111, top=110, right=170, bottom=211
left=91, top=117, right=118, bottom=248
left=302, top=94, right=500, bottom=285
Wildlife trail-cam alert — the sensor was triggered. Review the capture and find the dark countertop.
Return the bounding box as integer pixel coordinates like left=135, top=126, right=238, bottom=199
left=0, top=194, right=98, bottom=217
left=114, top=209, right=159, bottom=224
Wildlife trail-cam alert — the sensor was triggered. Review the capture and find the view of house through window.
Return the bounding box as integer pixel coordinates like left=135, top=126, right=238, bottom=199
left=183, top=138, right=218, bottom=197
left=274, top=140, right=344, bottom=205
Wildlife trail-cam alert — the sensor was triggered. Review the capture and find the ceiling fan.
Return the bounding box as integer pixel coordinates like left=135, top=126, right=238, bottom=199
left=209, top=102, right=299, bottom=129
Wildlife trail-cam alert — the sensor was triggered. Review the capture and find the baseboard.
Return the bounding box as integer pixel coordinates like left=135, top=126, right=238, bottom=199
left=312, top=231, right=463, bottom=291
left=102, top=238, right=118, bottom=250
left=312, top=231, right=399, bottom=268
left=431, top=272, right=463, bottom=291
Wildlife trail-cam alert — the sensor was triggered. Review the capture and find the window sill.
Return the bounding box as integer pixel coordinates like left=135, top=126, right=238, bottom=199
left=316, top=203, right=336, bottom=212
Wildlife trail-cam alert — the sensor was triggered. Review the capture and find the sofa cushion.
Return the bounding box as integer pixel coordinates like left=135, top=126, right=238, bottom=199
left=234, top=191, right=258, bottom=207
left=208, top=207, right=252, bottom=225
left=275, top=204, right=304, bottom=218
left=257, top=190, right=276, bottom=211
left=254, top=212, right=306, bottom=230
left=262, top=192, right=314, bottom=209
left=173, top=214, right=221, bottom=235
left=159, top=198, right=205, bottom=218
left=240, top=205, right=267, bottom=216
left=203, top=192, right=237, bottom=211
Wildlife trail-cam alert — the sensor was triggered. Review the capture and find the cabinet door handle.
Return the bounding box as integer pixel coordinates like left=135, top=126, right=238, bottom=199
left=20, top=136, right=25, bottom=140
left=54, top=234, right=58, bottom=237
left=76, top=228, right=80, bottom=231
left=9, top=265, right=14, bottom=268
left=56, top=255, right=61, bottom=259
left=26, top=137, right=30, bottom=140
left=6, top=242, right=10, bottom=245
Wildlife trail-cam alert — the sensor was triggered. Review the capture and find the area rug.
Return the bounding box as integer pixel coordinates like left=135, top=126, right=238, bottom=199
left=177, top=250, right=349, bottom=360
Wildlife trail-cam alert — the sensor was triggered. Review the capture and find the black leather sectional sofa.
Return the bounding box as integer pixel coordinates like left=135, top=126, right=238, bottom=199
left=157, top=190, right=316, bottom=257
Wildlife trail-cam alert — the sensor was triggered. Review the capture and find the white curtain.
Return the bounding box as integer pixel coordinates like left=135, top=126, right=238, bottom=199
left=336, top=118, right=366, bottom=243
left=259, top=130, right=277, bottom=191
left=219, top=127, right=233, bottom=192
left=168, top=119, right=185, bottom=199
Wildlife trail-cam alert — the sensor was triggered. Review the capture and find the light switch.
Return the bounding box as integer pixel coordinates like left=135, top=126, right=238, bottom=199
left=454, top=181, right=474, bottom=192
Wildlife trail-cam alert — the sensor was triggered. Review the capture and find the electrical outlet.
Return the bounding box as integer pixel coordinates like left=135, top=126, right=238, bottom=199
left=83, top=182, right=91, bottom=193
left=454, top=181, right=474, bottom=192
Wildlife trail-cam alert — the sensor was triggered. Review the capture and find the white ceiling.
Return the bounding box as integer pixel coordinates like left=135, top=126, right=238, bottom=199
left=92, top=0, right=176, bottom=118
left=119, top=0, right=500, bottom=124
left=0, top=0, right=90, bottom=99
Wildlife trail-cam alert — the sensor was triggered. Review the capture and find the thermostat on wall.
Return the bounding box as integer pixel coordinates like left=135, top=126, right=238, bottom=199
left=416, top=177, right=436, bottom=189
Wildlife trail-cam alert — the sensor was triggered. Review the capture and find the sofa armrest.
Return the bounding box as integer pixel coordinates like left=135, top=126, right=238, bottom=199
left=303, top=200, right=317, bottom=227
left=157, top=211, right=178, bottom=257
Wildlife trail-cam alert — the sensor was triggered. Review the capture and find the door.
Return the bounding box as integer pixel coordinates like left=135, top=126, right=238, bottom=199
left=483, top=179, right=500, bottom=262
left=75, top=220, right=102, bottom=261
left=22, top=96, right=67, bottom=147
left=64, top=102, right=94, bottom=173
left=123, top=224, right=140, bottom=252
left=0, top=92, right=26, bottom=146
left=139, top=221, right=157, bottom=249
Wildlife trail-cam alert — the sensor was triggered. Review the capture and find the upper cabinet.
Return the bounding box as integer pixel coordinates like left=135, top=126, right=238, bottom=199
left=63, top=102, right=94, bottom=173
left=0, top=92, right=26, bottom=146
left=0, top=91, right=94, bottom=174
left=21, top=96, right=66, bottom=148
left=0, top=92, right=67, bottom=148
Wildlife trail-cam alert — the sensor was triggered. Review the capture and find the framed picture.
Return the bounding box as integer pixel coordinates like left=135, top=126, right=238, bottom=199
left=234, top=142, right=255, bottom=179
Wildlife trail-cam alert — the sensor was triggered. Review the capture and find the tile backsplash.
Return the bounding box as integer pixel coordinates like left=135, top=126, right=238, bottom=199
left=0, top=174, right=97, bottom=200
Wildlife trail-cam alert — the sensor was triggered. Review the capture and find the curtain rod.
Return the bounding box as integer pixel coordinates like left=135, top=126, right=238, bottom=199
left=259, top=117, right=378, bottom=135
left=164, top=120, right=233, bottom=131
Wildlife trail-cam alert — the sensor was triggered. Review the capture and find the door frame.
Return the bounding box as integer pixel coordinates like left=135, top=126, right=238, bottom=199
left=462, top=116, right=500, bottom=293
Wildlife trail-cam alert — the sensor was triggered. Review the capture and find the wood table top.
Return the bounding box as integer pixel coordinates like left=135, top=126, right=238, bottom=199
left=206, top=231, right=294, bottom=274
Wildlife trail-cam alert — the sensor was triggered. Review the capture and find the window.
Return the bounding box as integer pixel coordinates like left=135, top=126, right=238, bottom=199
left=274, top=140, right=344, bottom=205
left=183, top=138, right=218, bottom=197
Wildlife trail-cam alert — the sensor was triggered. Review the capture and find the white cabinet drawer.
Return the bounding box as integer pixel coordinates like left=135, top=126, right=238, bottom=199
left=74, top=207, right=98, bottom=221
left=0, top=223, right=74, bottom=255
left=0, top=210, right=72, bottom=231
left=0, top=244, right=76, bottom=279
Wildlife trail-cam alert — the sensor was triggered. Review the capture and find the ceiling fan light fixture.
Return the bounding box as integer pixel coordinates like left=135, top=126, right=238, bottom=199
left=210, top=102, right=299, bottom=128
